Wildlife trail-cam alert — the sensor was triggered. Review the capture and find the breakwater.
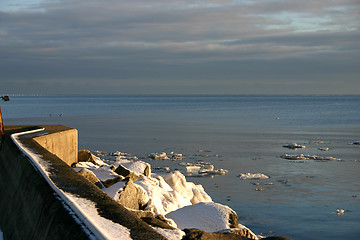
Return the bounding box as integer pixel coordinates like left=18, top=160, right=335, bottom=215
left=0, top=125, right=164, bottom=240
left=0, top=126, right=89, bottom=240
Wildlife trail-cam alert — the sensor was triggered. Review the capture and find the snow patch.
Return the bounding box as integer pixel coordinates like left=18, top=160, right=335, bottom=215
left=65, top=193, right=132, bottom=240
left=102, top=181, right=126, bottom=200
left=11, top=129, right=131, bottom=240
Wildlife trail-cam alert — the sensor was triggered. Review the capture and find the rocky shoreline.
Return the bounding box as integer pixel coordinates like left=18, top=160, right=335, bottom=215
left=74, top=149, right=292, bottom=240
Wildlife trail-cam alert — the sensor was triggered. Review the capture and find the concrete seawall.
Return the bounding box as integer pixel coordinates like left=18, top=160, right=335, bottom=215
left=0, top=125, right=165, bottom=240
left=33, top=127, right=78, bottom=166
left=0, top=126, right=89, bottom=240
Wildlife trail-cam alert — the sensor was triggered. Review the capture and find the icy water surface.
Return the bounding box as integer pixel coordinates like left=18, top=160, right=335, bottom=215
left=3, top=95, right=360, bottom=239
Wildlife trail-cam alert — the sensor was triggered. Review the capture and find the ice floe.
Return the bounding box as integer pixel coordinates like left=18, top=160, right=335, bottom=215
left=238, top=173, right=270, bottom=180
left=282, top=143, right=306, bottom=149
left=281, top=154, right=342, bottom=161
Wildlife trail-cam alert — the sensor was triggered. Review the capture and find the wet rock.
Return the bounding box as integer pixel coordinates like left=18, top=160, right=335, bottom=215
left=117, top=178, right=149, bottom=210
left=78, top=168, right=105, bottom=189
left=182, top=228, right=254, bottom=240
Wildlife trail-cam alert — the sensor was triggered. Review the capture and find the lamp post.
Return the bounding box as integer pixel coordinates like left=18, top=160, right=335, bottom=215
left=0, top=96, right=10, bottom=139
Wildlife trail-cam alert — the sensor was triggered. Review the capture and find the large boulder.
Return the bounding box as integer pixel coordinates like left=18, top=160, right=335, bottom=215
left=165, top=202, right=239, bottom=232
left=78, top=168, right=105, bottom=189
left=114, top=160, right=151, bottom=180
left=163, top=171, right=212, bottom=205
left=117, top=178, right=149, bottom=210
left=78, top=149, right=103, bottom=166
left=114, top=164, right=141, bottom=181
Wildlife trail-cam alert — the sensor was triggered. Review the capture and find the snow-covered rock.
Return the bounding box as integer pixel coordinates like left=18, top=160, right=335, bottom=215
left=102, top=181, right=126, bottom=200
left=165, top=202, right=239, bottom=232
left=133, top=171, right=211, bottom=215
left=117, top=178, right=149, bottom=210
left=135, top=176, right=190, bottom=215
left=163, top=171, right=212, bottom=205
left=115, top=159, right=151, bottom=177
left=78, top=168, right=105, bottom=189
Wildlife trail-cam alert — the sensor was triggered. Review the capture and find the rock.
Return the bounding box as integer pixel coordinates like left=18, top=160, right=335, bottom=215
left=163, top=171, right=212, bottom=205
left=182, top=228, right=253, bottom=240
left=78, top=168, right=105, bottom=189
left=165, top=202, right=238, bottom=232
left=114, top=164, right=141, bottom=181
left=78, top=149, right=102, bottom=166
left=128, top=209, right=155, bottom=219
left=117, top=178, right=149, bottom=210
left=218, top=227, right=258, bottom=240
left=182, top=229, right=293, bottom=240
left=141, top=217, right=175, bottom=230
left=262, top=237, right=293, bottom=240
left=114, top=160, right=151, bottom=180
left=102, top=176, right=124, bottom=188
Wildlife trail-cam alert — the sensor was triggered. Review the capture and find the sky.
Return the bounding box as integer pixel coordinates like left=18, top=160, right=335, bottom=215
left=1, top=0, right=359, bottom=95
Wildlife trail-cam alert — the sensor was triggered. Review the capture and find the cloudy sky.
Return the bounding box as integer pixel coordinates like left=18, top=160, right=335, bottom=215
left=1, top=0, right=359, bottom=95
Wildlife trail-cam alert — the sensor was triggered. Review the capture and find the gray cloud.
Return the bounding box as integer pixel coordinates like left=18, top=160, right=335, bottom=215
left=1, top=0, right=359, bottom=94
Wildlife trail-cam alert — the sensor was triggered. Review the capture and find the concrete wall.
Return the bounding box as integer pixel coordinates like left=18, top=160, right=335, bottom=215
left=0, top=126, right=166, bottom=240
left=33, top=128, right=78, bottom=166
left=0, top=126, right=89, bottom=240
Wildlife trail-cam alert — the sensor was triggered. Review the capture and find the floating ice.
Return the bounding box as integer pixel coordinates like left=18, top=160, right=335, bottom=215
left=178, top=161, right=227, bottom=177
left=238, top=173, right=269, bottom=180
left=282, top=143, right=306, bottom=149
left=149, top=152, right=169, bottom=160
left=281, top=154, right=342, bottom=161
left=336, top=209, right=345, bottom=215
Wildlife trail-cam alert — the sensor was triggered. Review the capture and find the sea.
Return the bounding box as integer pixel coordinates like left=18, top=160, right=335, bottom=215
left=2, top=95, right=360, bottom=240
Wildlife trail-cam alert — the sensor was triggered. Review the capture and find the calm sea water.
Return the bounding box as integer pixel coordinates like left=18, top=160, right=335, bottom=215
left=2, top=95, right=360, bottom=239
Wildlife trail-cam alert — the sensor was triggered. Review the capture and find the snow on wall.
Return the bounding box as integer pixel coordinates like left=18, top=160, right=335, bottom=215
left=11, top=129, right=131, bottom=240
